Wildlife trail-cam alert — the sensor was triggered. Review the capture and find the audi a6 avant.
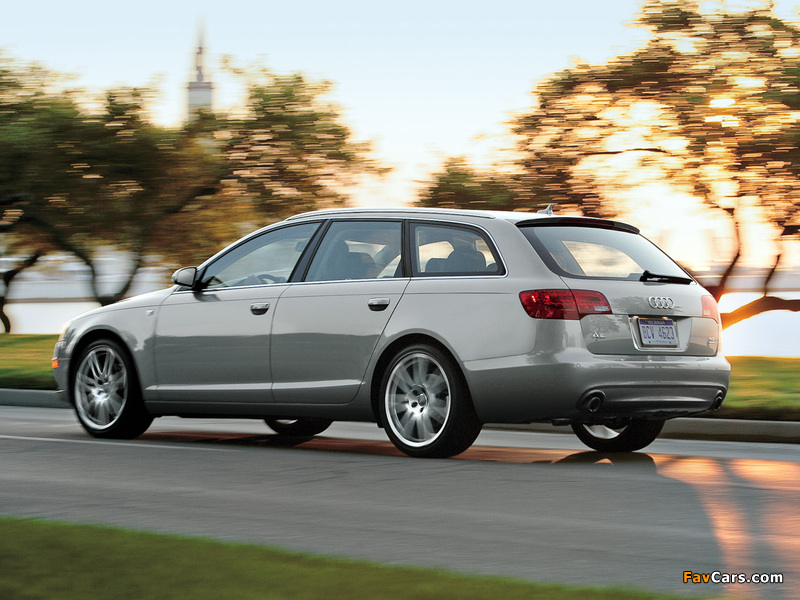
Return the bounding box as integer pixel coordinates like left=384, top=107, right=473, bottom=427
left=52, top=207, right=730, bottom=457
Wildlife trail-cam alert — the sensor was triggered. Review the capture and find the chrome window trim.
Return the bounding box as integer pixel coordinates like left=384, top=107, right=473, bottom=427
left=288, top=276, right=413, bottom=287
left=171, top=281, right=290, bottom=295
left=175, top=221, right=323, bottom=293
left=301, top=218, right=405, bottom=283
left=173, top=215, right=511, bottom=293
left=407, top=217, right=509, bottom=279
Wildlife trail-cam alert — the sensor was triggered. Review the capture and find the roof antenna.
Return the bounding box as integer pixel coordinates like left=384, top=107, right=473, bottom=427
left=537, top=204, right=554, bottom=215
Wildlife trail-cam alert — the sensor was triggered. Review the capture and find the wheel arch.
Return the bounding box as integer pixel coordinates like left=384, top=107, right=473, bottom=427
left=68, top=329, right=141, bottom=405
left=369, top=333, right=471, bottom=427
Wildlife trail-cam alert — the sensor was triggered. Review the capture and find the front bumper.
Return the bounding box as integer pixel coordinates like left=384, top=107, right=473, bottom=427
left=52, top=340, right=70, bottom=403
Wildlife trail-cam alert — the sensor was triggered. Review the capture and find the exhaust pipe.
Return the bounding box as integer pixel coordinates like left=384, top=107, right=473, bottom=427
left=711, top=390, right=725, bottom=411
left=579, top=391, right=605, bottom=414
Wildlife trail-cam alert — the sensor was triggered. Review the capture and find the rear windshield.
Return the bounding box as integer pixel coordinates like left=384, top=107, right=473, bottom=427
left=520, top=225, right=690, bottom=281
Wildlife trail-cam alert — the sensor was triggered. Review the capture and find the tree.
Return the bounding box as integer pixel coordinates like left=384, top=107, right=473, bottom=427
left=0, top=55, right=67, bottom=328
left=0, top=56, right=383, bottom=321
left=0, top=74, right=226, bottom=306
left=418, top=158, right=521, bottom=211
left=155, top=67, right=385, bottom=266
left=512, top=0, right=800, bottom=327
left=0, top=196, right=48, bottom=332
left=220, top=65, right=385, bottom=219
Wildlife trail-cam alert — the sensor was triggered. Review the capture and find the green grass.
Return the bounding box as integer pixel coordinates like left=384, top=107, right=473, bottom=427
left=0, top=334, right=58, bottom=390
left=1, top=334, right=799, bottom=420
left=717, top=356, right=800, bottom=421
left=0, top=517, right=709, bottom=600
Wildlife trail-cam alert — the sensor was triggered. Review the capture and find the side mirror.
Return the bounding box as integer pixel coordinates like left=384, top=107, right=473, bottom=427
left=171, top=266, right=198, bottom=288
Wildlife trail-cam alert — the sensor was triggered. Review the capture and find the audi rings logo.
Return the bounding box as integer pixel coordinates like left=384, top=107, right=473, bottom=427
left=648, top=296, right=675, bottom=309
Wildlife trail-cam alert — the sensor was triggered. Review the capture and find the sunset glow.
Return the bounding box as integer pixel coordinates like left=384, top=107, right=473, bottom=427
left=2, top=1, right=800, bottom=350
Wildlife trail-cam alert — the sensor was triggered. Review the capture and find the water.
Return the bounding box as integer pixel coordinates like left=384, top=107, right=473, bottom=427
left=5, top=297, right=799, bottom=357
left=721, top=311, right=800, bottom=357
left=3, top=254, right=799, bottom=355
left=717, top=292, right=800, bottom=357
left=2, top=255, right=165, bottom=334
left=5, top=302, right=101, bottom=334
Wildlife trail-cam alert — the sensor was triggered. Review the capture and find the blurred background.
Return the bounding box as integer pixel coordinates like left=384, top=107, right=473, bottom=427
left=2, top=0, right=799, bottom=356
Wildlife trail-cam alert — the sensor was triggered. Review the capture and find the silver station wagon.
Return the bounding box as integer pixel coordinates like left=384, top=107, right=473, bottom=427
left=52, top=208, right=731, bottom=457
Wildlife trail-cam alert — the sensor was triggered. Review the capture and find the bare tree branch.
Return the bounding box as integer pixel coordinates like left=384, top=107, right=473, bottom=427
left=587, top=148, right=670, bottom=156
left=0, top=251, right=43, bottom=333
left=721, top=296, right=800, bottom=329
left=763, top=254, right=782, bottom=297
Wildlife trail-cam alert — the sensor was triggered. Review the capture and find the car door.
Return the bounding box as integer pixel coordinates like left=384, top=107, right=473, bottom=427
left=153, top=222, right=320, bottom=406
left=270, top=219, right=409, bottom=405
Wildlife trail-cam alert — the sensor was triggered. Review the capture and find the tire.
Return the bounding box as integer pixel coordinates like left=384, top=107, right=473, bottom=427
left=264, top=418, right=333, bottom=437
left=379, top=343, right=481, bottom=458
left=72, top=339, right=152, bottom=439
left=571, top=419, right=664, bottom=452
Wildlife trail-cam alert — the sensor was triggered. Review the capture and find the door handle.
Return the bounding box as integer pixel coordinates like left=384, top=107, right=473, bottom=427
left=368, top=297, right=391, bottom=311
left=250, top=302, right=270, bottom=315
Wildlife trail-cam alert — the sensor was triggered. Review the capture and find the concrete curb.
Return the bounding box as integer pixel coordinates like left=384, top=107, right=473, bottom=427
left=1, top=388, right=797, bottom=444
left=0, top=389, right=70, bottom=409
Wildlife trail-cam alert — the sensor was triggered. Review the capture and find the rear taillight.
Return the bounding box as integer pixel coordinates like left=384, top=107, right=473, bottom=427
left=573, top=290, right=613, bottom=315
left=520, top=290, right=612, bottom=320
left=701, top=295, right=720, bottom=323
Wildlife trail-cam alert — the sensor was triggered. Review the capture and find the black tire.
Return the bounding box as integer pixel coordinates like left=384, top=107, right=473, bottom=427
left=379, top=343, right=482, bottom=458
left=71, top=339, right=152, bottom=439
left=265, top=418, right=333, bottom=437
left=571, top=419, right=665, bottom=452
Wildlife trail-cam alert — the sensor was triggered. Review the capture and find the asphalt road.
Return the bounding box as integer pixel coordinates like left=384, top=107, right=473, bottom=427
left=1, top=406, right=798, bottom=599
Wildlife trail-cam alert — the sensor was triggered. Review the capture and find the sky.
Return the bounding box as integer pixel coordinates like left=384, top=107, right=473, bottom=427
left=2, top=1, right=800, bottom=214
left=0, top=0, right=674, bottom=205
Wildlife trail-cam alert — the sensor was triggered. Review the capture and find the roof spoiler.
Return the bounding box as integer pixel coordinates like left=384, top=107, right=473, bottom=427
left=516, top=215, right=640, bottom=234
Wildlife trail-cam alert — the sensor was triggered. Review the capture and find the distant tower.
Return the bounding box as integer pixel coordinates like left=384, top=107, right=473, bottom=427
left=187, top=28, right=213, bottom=119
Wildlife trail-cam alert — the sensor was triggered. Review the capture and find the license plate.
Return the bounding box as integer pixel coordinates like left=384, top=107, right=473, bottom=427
left=638, top=318, right=678, bottom=348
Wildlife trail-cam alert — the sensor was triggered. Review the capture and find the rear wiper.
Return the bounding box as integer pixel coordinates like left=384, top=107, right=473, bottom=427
left=639, top=270, right=693, bottom=285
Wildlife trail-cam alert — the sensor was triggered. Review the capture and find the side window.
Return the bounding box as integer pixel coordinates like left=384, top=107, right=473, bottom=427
left=305, top=221, right=402, bottom=282
left=201, top=223, right=319, bottom=290
left=413, top=223, right=502, bottom=276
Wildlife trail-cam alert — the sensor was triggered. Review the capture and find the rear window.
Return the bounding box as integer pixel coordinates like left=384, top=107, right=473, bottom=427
left=520, top=225, right=689, bottom=281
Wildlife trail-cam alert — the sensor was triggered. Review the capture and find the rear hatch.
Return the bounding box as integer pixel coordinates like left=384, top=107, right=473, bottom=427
left=518, top=220, right=721, bottom=357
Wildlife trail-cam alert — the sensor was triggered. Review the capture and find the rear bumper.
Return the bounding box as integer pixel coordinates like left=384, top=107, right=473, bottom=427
left=572, top=384, right=725, bottom=422
left=464, top=349, right=731, bottom=424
